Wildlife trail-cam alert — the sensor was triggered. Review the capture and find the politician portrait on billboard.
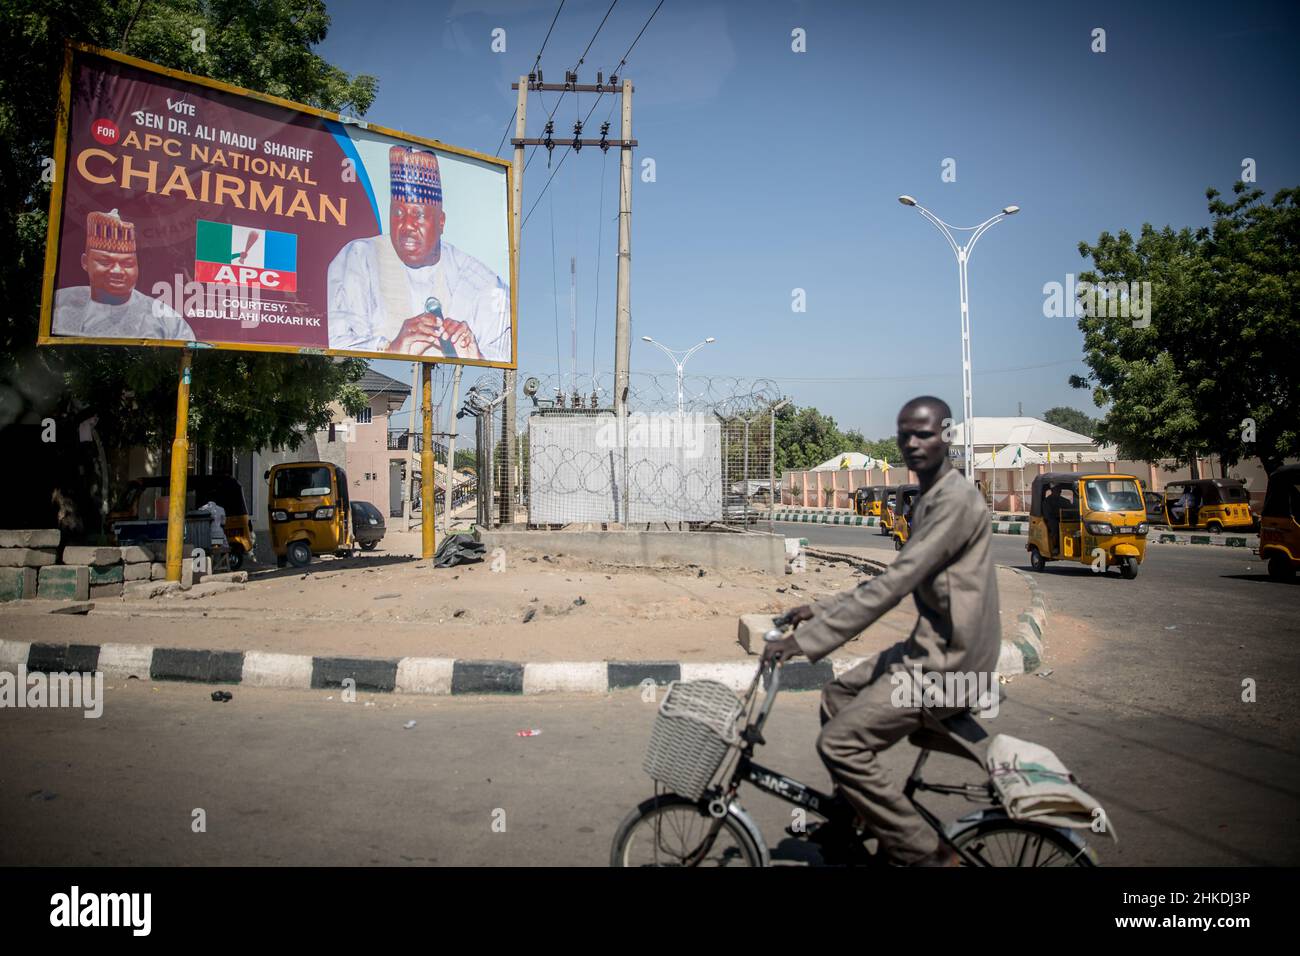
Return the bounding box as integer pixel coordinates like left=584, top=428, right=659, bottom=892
left=327, top=146, right=511, bottom=361
left=40, top=45, right=515, bottom=368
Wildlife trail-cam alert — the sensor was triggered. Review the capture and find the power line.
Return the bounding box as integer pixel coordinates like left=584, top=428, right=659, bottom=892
left=605, top=0, right=665, bottom=77
left=495, top=0, right=569, bottom=156
left=754, top=359, right=1087, bottom=384
left=521, top=0, right=664, bottom=228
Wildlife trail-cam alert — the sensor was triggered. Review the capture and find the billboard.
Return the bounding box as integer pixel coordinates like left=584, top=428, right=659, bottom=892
left=39, top=45, right=516, bottom=368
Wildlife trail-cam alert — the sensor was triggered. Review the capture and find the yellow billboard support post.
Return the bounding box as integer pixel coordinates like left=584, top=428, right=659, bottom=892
left=165, top=348, right=194, bottom=581
left=421, top=364, right=436, bottom=559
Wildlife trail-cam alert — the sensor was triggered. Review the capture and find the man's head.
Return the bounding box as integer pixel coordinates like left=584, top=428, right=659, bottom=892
left=897, top=395, right=953, bottom=478
left=388, top=146, right=445, bottom=268
left=81, top=209, right=138, bottom=304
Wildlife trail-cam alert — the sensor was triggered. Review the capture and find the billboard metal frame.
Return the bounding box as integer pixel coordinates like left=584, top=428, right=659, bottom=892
left=38, top=43, right=518, bottom=371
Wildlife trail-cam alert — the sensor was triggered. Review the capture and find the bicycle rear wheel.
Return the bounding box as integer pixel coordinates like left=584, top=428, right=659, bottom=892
left=610, top=795, right=763, bottom=867
left=950, top=818, right=1096, bottom=867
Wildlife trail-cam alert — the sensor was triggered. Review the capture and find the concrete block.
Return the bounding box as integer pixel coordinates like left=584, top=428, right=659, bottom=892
left=0, top=567, right=39, bottom=601
left=150, top=648, right=244, bottom=683
left=242, top=652, right=313, bottom=689
left=523, top=661, right=607, bottom=695
left=395, top=657, right=455, bottom=695
left=0, top=548, right=58, bottom=568
left=124, top=581, right=181, bottom=600
left=311, top=656, right=400, bottom=692
left=150, top=563, right=168, bottom=580
left=181, top=559, right=194, bottom=589
left=606, top=661, right=679, bottom=689
left=0, top=530, right=60, bottom=548
left=63, top=546, right=122, bottom=566
left=449, top=660, right=523, bottom=695
left=203, top=571, right=249, bottom=584
left=0, top=639, right=31, bottom=670
left=97, top=643, right=154, bottom=680
left=679, top=661, right=757, bottom=692
left=180, top=582, right=243, bottom=599
left=89, top=564, right=125, bottom=585
left=37, top=565, right=90, bottom=601
left=997, top=640, right=1025, bottom=676
left=89, top=582, right=123, bottom=599
left=124, top=562, right=152, bottom=581
left=737, top=613, right=778, bottom=654
left=119, top=546, right=153, bottom=564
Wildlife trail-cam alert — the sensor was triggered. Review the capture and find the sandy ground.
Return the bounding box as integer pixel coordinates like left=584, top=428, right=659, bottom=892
left=0, top=533, right=1033, bottom=663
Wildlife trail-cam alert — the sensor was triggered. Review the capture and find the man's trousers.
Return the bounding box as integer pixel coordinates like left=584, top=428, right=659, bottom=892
left=815, top=647, right=961, bottom=864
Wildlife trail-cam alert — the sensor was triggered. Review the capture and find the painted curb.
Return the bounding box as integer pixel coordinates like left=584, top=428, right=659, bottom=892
left=774, top=512, right=1256, bottom=549
left=1004, top=568, right=1048, bottom=675
left=0, top=641, right=875, bottom=696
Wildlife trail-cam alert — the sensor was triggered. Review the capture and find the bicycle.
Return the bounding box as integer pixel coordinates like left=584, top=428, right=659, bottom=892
left=610, top=615, right=1098, bottom=867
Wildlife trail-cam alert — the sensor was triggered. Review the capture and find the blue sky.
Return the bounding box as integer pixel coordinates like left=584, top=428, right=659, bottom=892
left=318, top=0, right=1300, bottom=438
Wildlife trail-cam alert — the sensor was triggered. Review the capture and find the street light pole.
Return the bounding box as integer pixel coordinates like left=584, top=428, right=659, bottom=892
left=640, top=336, right=716, bottom=413
left=898, top=196, right=1018, bottom=481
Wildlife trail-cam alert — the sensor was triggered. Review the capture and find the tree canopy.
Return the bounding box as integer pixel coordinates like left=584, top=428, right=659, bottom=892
left=0, top=0, right=380, bottom=454
left=774, top=403, right=900, bottom=472
left=1042, top=406, right=1097, bottom=439
left=1070, top=183, right=1299, bottom=474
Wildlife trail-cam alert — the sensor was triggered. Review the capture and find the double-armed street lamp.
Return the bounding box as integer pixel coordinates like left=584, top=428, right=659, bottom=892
left=640, top=335, right=716, bottom=414
left=897, top=196, right=1019, bottom=480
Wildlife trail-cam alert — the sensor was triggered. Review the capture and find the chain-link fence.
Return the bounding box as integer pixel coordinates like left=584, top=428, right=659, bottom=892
left=458, top=371, right=782, bottom=530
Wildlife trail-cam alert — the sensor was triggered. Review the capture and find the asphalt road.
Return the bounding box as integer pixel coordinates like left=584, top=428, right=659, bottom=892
left=0, top=525, right=1294, bottom=868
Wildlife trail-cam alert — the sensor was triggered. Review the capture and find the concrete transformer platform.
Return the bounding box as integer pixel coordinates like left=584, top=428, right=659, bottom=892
left=476, top=529, right=788, bottom=576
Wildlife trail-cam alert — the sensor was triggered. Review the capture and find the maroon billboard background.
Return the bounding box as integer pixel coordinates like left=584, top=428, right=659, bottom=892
left=51, top=51, right=382, bottom=347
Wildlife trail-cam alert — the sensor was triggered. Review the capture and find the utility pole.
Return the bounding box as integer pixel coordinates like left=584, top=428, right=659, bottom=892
left=615, top=77, right=634, bottom=523
left=509, top=72, right=638, bottom=521
left=502, top=78, right=527, bottom=528
left=569, top=256, right=577, bottom=399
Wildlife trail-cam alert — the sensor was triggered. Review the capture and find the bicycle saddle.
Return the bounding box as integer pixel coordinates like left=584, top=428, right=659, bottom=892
left=908, top=709, right=989, bottom=764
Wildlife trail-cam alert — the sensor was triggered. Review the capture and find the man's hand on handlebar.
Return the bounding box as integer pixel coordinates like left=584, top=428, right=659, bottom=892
left=761, top=605, right=814, bottom=665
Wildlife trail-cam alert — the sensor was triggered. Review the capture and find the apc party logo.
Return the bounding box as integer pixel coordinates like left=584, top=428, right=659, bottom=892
left=195, top=220, right=298, bottom=292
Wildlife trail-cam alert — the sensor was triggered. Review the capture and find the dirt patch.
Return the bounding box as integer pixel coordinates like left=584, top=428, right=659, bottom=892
left=1, top=545, right=1036, bottom=664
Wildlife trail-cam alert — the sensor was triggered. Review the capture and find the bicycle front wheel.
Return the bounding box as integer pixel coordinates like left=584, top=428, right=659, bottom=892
left=610, top=794, right=763, bottom=867
left=950, top=818, right=1096, bottom=867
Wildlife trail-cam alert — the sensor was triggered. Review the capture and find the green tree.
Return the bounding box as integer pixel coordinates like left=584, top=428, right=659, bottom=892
left=1069, top=183, right=1300, bottom=474
left=862, top=436, right=901, bottom=465
left=1, top=1, right=378, bottom=456
left=1042, top=406, right=1097, bottom=438
left=773, top=404, right=845, bottom=472
left=773, top=403, right=900, bottom=471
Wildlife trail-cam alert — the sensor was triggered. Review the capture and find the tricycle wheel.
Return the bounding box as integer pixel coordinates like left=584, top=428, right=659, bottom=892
left=1268, top=555, right=1295, bottom=582
left=1029, top=547, right=1045, bottom=572
left=229, top=547, right=245, bottom=572
left=1120, top=556, right=1139, bottom=579
left=287, top=541, right=312, bottom=568
left=360, top=540, right=379, bottom=551
left=1206, top=521, right=1223, bottom=534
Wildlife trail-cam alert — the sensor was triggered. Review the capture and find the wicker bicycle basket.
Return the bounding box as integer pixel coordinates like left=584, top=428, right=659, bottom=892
left=643, top=679, right=745, bottom=801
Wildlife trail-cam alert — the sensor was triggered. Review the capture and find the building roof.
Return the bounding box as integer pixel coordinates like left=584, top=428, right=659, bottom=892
left=949, top=417, right=1095, bottom=448
left=358, top=367, right=411, bottom=397
left=811, top=452, right=876, bottom=471
left=971, top=443, right=1047, bottom=470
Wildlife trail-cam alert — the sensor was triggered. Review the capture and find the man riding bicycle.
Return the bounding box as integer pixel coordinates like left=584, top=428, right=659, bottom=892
left=762, top=396, right=1001, bottom=867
